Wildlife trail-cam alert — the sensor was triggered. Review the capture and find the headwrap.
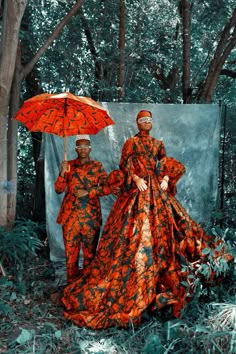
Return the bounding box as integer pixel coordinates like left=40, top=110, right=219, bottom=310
left=136, top=110, right=152, bottom=124
left=75, top=134, right=91, bottom=142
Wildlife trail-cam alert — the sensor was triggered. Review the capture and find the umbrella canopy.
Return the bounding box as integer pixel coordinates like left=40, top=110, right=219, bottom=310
left=14, top=92, right=115, bottom=160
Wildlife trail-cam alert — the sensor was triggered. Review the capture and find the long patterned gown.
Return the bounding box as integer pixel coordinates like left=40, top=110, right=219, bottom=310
left=61, top=133, right=232, bottom=329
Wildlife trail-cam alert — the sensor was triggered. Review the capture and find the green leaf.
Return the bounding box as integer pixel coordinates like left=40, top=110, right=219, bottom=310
left=195, top=325, right=210, bottom=333
left=202, top=248, right=211, bottom=255
left=55, top=330, right=62, bottom=339
left=0, top=302, right=13, bottom=315
left=10, top=292, right=17, bottom=301
left=16, top=328, right=33, bottom=344
left=181, top=281, right=189, bottom=287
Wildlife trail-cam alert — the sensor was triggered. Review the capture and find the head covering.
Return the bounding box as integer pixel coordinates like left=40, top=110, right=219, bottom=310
left=136, top=110, right=152, bottom=121
left=75, top=134, right=90, bottom=142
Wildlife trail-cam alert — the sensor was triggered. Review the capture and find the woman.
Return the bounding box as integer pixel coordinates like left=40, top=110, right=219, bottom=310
left=61, top=110, right=232, bottom=329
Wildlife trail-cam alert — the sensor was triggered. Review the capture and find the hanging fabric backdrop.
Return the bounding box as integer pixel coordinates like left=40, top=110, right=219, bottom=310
left=44, top=103, right=221, bottom=272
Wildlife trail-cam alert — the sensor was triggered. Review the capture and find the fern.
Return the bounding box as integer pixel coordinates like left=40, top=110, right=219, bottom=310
left=0, top=219, right=43, bottom=275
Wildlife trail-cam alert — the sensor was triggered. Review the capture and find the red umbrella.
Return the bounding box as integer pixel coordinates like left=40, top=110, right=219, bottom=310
left=14, top=92, right=115, bottom=160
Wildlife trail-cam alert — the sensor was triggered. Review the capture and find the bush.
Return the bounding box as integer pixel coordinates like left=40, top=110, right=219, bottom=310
left=0, top=219, right=43, bottom=277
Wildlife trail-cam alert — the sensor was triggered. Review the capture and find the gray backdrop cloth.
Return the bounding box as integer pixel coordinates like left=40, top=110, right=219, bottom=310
left=44, top=103, right=221, bottom=265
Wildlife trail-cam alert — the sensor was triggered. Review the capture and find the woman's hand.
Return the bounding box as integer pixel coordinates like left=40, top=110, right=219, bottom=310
left=160, top=175, right=169, bottom=191
left=133, top=175, right=148, bottom=191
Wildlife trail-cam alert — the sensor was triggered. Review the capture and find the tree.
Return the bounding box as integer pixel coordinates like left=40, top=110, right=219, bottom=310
left=0, top=0, right=85, bottom=227
left=180, top=0, right=192, bottom=103
left=197, top=7, right=236, bottom=102
left=0, top=0, right=28, bottom=227
left=117, top=0, right=126, bottom=101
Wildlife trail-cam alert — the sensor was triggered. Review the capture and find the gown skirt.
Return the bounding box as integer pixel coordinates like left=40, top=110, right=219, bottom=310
left=61, top=142, right=232, bottom=329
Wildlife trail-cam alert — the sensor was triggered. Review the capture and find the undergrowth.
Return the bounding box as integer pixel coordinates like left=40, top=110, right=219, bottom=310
left=0, top=219, right=235, bottom=353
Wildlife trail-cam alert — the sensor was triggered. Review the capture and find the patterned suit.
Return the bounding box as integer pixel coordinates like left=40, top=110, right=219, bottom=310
left=55, top=158, right=107, bottom=283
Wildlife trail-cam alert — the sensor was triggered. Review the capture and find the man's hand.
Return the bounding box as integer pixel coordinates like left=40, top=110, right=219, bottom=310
left=76, top=189, right=89, bottom=198
left=60, top=161, right=70, bottom=177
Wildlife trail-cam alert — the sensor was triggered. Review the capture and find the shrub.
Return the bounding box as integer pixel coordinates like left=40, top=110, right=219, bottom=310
left=0, top=219, right=43, bottom=277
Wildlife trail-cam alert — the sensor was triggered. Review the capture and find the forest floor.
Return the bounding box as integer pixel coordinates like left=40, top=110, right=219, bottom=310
left=0, top=244, right=163, bottom=354
left=0, top=242, right=235, bottom=354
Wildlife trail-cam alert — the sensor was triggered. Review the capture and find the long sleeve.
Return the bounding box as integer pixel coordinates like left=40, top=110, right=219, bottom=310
left=55, top=175, right=67, bottom=194
left=97, top=163, right=108, bottom=185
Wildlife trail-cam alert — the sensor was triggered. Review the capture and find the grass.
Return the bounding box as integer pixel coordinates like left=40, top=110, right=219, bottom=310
left=0, top=240, right=235, bottom=354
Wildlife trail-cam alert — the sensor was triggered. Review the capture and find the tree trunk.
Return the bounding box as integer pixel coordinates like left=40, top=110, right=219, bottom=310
left=25, top=70, right=45, bottom=222
left=0, top=0, right=85, bottom=227
left=0, top=0, right=28, bottom=226
left=80, top=11, right=103, bottom=101
left=7, top=43, right=22, bottom=227
left=198, top=7, right=236, bottom=103
left=181, top=0, right=191, bottom=103
left=117, top=0, right=125, bottom=101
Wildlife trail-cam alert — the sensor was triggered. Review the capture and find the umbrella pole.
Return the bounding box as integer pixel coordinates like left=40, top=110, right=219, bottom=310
left=64, top=136, right=67, bottom=161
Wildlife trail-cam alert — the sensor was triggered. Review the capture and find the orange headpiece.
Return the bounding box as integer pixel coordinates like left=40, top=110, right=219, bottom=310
left=136, top=110, right=152, bottom=122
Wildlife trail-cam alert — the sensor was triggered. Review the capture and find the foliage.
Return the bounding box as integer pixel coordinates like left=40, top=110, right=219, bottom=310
left=18, top=0, right=236, bottom=104
left=214, top=105, right=236, bottom=248
left=0, top=219, right=43, bottom=279
left=0, top=269, right=235, bottom=353
left=0, top=220, right=235, bottom=353
left=16, top=126, right=36, bottom=218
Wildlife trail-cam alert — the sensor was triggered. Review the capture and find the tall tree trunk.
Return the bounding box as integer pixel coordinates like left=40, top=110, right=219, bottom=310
left=25, top=70, right=44, bottom=222
left=0, top=0, right=85, bottom=227
left=117, top=0, right=125, bottom=101
left=0, top=0, right=28, bottom=226
left=181, top=0, right=191, bottom=103
left=80, top=12, right=103, bottom=101
left=198, top=7, right=236, bottom=103
left=7, top=43, right=22, bottom=227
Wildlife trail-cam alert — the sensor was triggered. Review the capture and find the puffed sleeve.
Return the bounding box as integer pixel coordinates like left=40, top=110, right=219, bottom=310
left=119, top=139, right=133, bottom=173
left=158, top=157, right=185, bottom=196
left=157, top=141, right=166, bottom=160
left=89, top=170, right=125, bottom=198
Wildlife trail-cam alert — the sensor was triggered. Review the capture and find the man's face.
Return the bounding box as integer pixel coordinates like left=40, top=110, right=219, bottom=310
left=75, top=139, right=91, bottom=158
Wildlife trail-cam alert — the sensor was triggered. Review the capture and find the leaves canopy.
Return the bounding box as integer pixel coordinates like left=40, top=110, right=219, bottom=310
left=19, top=0, right=236, bottom=104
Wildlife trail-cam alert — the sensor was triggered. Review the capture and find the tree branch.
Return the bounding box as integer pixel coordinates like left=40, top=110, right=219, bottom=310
left=21, top=0, right=85, bottom=80
left=117, top=0, right=126, bottom=101
left=220, top=69, right=236, bottom=78
left=198, top=7, right=236, bottom=101
left=181, top=0, right=191, bottom=103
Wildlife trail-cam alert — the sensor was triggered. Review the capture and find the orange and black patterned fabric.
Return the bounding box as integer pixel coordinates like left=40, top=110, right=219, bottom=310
left=61, top=133, right=232, bottom=328
left=14, top=92, right=115, bottom=136
left=55, top=158, right=107, bottom=283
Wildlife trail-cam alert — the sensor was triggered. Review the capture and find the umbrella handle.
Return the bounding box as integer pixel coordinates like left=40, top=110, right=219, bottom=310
left=64, top=136, right=67, bottom=161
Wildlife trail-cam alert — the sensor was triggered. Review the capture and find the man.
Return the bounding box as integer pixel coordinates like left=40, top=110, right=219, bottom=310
left=55, top=135, right=107, bottom=284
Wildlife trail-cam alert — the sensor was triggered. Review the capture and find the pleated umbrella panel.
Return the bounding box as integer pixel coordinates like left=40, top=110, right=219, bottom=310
left=14, top=92, right=115, bottom=159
